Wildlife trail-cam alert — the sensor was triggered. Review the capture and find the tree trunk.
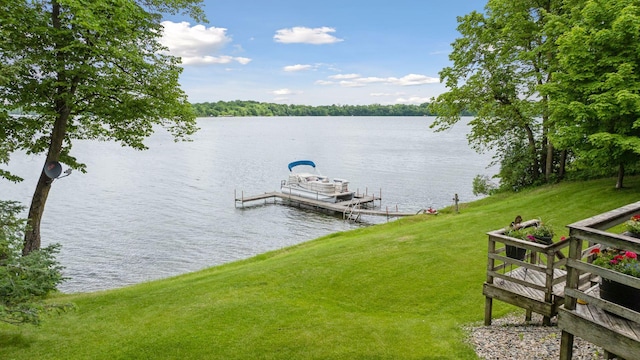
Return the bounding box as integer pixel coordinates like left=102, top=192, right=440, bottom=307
left=616, top=163, right=625, bottom=189
left=23, top=1, right=71, bottom=255
left=23, top=108, right=69, bottom=255
left=523, top=124, right=540, bottom=180
left=559, top=150, right=566, bottom=179
left=22, top=172, right=53, bottom=255
left=545, top=141, right=554, bottom=181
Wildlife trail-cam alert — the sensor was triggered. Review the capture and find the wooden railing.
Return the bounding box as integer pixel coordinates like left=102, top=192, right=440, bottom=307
left=560, top=201, right=640, bottom=360
left=484, top=220, right=573, bottom=326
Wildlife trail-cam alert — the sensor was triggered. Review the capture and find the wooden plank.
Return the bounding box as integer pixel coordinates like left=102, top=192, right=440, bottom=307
left=488, top=253, right=546, bottom=272
left=568, top=201, right=640, bottom=230
left=567, top=286, right=640, bottom=328
left=571, top=226, right=640, bottom=254
left=483, top=283, right=557, bottom=316
left=558, top=308, right=640, bottom=360
left=235, top=191, right=279, bottom=202
left=489, top=269, right=547, bottom=293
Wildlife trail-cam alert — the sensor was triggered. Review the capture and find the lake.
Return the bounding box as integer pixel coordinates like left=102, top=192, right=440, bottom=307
left=0, top=116, right=495, bottom=293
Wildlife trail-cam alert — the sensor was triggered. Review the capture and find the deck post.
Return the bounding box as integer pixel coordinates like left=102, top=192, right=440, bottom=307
left=543, top=247, right=555, bottom=326
left=559, top=331, right=574, bottom=360
left=558, top=234, right=582, bottom=356
left=484, top=297, right=493, bottom=326
left=484, top=235, right=496, bottom=325
left=453, top=193, right=459, bottom=213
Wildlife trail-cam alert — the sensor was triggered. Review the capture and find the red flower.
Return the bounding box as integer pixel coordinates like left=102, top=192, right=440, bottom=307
left=610, top=259, right=618, bottom=265
left=560, top=236, right=567, bottom=241
left=632, top=215, right=640, bottom=221
left=590, top=248, right=601, bottom=254
left=614, top=255, right=625, bottom=261
left=626, top=251, right=638, bottom=259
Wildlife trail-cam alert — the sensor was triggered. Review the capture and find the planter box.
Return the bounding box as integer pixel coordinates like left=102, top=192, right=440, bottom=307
left=600, top=278, right=640, bottom=313
left=506, top=245, right=527, bottom=260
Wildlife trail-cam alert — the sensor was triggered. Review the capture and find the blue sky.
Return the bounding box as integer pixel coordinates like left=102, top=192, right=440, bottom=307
left=161, top=1, right=486, bottom=106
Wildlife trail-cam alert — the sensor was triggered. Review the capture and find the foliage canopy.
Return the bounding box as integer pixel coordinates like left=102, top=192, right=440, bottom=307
left=430, top=0, right=565, bottom=191
left=432, top=0, right=640, bottom=191
left=544, top=0, right=640, bottom=188
left=0, top=0, right=205, bottom=253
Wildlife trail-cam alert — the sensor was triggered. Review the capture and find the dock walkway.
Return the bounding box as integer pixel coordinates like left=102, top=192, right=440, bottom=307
left=234, top=190, right=423, bottom=220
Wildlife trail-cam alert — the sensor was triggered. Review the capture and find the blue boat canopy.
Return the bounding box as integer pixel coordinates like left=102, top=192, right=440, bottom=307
left=288, top=160, right=316, bottom=171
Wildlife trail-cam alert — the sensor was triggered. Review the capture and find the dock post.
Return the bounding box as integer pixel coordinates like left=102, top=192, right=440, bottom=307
left=453, top=193, right=459, bottom=213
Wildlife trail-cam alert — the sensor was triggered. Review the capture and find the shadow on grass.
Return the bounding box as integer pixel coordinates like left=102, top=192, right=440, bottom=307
left=0, top=332, right=32, bottom=350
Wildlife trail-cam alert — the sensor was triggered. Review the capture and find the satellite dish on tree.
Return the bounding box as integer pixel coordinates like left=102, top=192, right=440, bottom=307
left=44, top=161, right=62, bottom=179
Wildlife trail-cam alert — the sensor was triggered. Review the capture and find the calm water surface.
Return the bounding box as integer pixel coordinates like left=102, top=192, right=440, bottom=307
left=0, top=116, right=495, bottom=293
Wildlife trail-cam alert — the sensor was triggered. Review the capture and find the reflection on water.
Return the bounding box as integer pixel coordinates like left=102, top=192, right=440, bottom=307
left=0, top=117, right=494, bottom=293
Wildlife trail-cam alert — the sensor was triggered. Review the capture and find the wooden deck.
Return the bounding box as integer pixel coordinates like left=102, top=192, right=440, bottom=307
left=234, top=190, right=423, bottom=220
left=559, top=201, right=640, bottom=360
left=489, top=267, right=568, bottom=302
left=560, top=286, right=640, bottom=359
left=572, top=286, right=640, bottom=342
left=484, top=220, right=578, bottom=326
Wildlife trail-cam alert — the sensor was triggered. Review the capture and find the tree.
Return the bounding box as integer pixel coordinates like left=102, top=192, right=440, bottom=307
left=0, top=0, right=205, bottom=254
left=0, top=200, right=68, bottom=325
left=430, top=0, right=565, bottom=190
left=545, top=0, right=640, bottom=188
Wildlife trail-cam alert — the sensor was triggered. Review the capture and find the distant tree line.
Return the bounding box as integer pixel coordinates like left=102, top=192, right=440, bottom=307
left=191, top=100, right=475, bottom=117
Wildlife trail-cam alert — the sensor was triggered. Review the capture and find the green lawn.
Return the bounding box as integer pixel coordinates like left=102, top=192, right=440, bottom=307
left=1, top=177, right=639, bottom=359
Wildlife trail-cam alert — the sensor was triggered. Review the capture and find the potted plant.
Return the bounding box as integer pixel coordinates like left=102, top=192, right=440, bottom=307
left=589, top=247, right=640, bottom=312
left=526, top=224, right=554, bottom=245
left=504, top=222, right=555, bottom=260
left=505, top=223, right=555, bottom=244
left=624, top=214, right=640, bottom=238
left=504, top=227, right=529, bottom=260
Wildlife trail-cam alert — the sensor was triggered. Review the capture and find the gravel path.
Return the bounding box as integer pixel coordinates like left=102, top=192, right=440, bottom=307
left=465, top=313, right=610, bottom=360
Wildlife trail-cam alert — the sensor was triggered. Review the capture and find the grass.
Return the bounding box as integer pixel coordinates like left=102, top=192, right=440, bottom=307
left=1, top=176, right=640, bottom=359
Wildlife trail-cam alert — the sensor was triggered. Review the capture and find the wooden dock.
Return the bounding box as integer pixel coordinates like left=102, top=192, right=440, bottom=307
left=234, top=190, right=424, bottom=220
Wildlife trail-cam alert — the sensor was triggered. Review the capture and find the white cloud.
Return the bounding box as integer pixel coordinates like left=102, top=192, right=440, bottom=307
left=160, top=21, right=251, bottom=66
left=391, top=74, right=439, bottom=86
left=283, top=64, right=313, bottom=72
left=272, top=88, right=292, bottom=95
left=396, top=96, right=431, bottom=104
left=356, top=77, right=387, bottom=84
left=319, top=73, right=438, bottom=87
left=329, top=73, right=360, bottom=80
left=370, top=92, right=405, bottom=97
left=274, top=27, right=343, bottom=44
left=180, top=55, right=252, bottom=66
left=339, top=80, right=366, bottom=88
